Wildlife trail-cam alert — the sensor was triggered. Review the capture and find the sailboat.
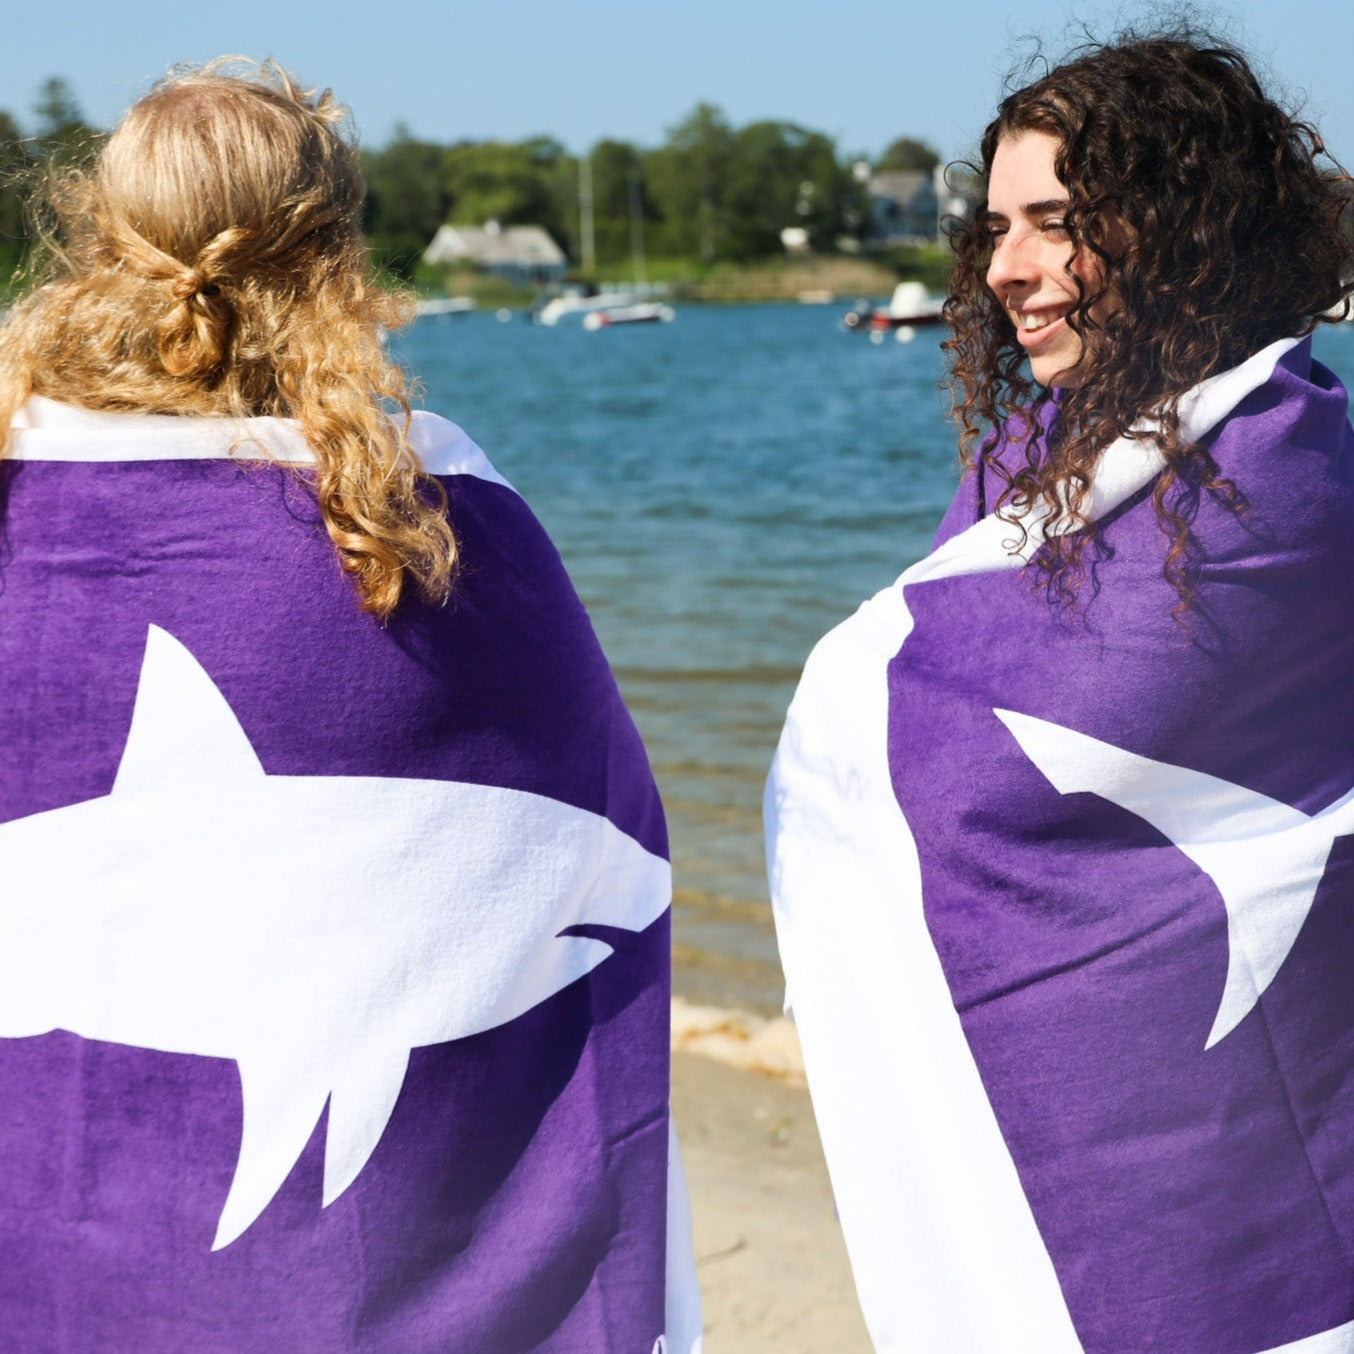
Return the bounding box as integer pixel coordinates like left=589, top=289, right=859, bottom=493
left=582, top=167, right=676, bottom=332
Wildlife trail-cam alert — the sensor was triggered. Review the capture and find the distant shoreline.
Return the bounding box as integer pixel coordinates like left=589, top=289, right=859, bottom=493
left=420, top=248, right=951, bottom=309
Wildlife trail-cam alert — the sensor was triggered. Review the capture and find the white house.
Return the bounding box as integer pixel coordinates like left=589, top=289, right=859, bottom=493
left=423, top=222, right=568, bottom=285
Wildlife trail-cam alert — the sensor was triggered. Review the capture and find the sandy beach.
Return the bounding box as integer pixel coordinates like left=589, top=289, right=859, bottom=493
left=671, top=1001, right=872, bottom=1353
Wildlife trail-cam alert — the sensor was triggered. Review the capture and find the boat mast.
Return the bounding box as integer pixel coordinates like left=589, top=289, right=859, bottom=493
left=628, top=169, right=647, bottom=289
left=578, top=156, right=596, bottom=276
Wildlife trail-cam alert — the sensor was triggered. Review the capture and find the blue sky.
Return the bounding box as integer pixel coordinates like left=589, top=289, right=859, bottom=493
left=4, top=1, right=1353, bottom=164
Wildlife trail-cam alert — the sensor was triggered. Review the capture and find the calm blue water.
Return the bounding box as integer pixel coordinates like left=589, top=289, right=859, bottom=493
left=394, top=308, right=1354, bottom=998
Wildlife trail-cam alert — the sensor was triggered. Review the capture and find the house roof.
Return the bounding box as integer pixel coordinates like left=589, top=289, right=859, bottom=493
left=868, top=170, right=935, bottom=206
left=424, top=223, right=567, bottom=268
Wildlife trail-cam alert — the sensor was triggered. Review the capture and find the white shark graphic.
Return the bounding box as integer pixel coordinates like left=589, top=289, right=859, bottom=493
left=0, top=626, right=670, bottom=1249
left=996, top=708, right=1354, bottom=1050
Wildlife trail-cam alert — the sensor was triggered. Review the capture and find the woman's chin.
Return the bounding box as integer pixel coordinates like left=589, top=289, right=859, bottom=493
left=1030, top=352, right=1088, bottom=389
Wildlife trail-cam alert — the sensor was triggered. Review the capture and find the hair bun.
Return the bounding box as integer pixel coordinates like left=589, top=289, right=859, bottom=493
left=158, top=258, right=233, bottom=376
left=170, top=267, right=216, bottom=304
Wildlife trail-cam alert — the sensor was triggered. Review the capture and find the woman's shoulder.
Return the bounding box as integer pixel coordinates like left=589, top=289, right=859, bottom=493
left=6, top=396, right=315, bottom=463
left=406, top=411, right=514, bottom=490
left=1203, top=340, right=1354, bottom=542
left=5, top=400, right=518, bottom=493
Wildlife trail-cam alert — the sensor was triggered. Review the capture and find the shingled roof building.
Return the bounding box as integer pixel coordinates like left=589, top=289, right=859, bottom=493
left=423, top=222, right=568, bottom=285
left=867, top=167, right=977, bottom=245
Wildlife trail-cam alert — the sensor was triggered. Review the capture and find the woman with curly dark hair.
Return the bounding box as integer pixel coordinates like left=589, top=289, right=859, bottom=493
left=948, top=35, right=1351, bottom=608
left=768, top=30, right=1354, bottom=1354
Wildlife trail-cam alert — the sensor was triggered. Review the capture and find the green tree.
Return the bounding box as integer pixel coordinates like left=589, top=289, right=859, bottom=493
left=362, top=128, right=453, bottom=279
left=442, top=140, right=556, bottom=231
left=585, top=139, right=655, bottom=266
left=878, top=137, right=941, bottom=172
left=517, top=135, right=577, bottom=258
left=0, top=109, right=30, bottom=286
left=721, top=121, right=857, bottom=259
left=32, top=77, right=98, bottom=162
left=647, top=103, right=733, bottom=262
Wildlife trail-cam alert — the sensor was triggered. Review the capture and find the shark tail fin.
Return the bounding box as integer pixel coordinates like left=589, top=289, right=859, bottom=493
left=996, top=705, right=1342, bottom=1054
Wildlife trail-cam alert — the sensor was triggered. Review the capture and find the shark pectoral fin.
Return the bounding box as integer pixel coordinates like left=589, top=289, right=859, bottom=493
left=114, top=626, right=265, bottom=798
left=213, top=1057, right=330, bottom=1251
left=321, top=1045, right=410, bottom=1208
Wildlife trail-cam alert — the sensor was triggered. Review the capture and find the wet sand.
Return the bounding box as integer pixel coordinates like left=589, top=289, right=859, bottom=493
left=672, top=890, right=787, bottom=1017
left=671, top=1002, right=872, bottom=1353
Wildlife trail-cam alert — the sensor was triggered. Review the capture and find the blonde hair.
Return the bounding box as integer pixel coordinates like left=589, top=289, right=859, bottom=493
left=0, top=58, right=456, bottom=618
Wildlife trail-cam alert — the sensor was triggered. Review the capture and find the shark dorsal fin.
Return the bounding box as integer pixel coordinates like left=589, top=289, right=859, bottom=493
left=112, top=625, right=264, bottom=797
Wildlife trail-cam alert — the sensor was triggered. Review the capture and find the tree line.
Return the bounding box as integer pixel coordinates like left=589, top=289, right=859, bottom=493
left=0, top=77, right=944, bottom=288
left=364, top=107, right=942, bottom=280
left=0, top=78, right=102, bottom=285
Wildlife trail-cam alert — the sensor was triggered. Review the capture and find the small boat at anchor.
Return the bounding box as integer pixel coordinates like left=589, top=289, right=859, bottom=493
left=842, top=280, right=945, bottom=333
left=533, top=290, right=639, bottom=325
left=582, top=302, right=676, bottom=331
left=415, top=296, right=475, bottom=318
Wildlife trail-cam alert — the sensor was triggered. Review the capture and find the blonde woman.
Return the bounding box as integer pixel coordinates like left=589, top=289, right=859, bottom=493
left=0, top=62, right=698, bottom=1353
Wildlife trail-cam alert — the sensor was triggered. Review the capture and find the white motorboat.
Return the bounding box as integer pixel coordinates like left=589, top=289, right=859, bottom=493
left=582, top=303, right=676, bottom=331
left=534, top=291, right=640, bottom=326
left=415, top=296, right=475, bottom=318
left=842, top=280, right=945, bottom=333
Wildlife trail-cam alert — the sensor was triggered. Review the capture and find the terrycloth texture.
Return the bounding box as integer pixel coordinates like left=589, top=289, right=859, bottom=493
left=0, top=401, right=700, bottom=1354
left=767, top=336, right=1354, bottom=1354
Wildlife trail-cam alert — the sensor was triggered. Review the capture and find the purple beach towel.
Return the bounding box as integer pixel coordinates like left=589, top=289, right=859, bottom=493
left=767, top=335, right=1354, bottom=1354
left=0, top=399, right=700, bottom=1354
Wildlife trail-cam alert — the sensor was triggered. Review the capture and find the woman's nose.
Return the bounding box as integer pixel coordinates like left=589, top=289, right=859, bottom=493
left=986, top=232, right=1030, bottom=295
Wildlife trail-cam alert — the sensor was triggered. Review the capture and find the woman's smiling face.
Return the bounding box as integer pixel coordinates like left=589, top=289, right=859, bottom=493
left=984, top=130, right=1106, bottom=388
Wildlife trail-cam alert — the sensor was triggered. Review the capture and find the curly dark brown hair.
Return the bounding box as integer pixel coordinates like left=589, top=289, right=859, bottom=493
left=944, top=29, right=1354, bottom=608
